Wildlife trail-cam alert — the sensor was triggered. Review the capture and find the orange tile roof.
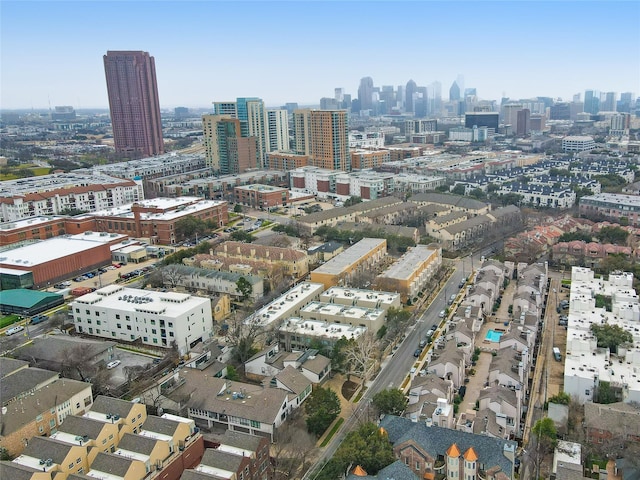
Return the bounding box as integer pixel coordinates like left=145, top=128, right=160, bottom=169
left=463, top=447, right=479, bottom=461
left=446, top=443, right=460, bottom=457
left=424, top=472, right=435, bottom=480
left=352, top=465, right=368, bottom=476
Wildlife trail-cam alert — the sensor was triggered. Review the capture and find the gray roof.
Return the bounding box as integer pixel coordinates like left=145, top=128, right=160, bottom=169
left=117, top=432, right=157, bottom=455
left=318, top=241, right=343, bottom=253
left=584, top=402, right=640, bottom=435
left=443, top=215, right=493, bottom=235
left=301, top=354, right=331, bottom=375
left=0, top=461, right=46, bottom=480
left=0, top=357, right=29, bottom=378
left=300, top=196, right=401, bottom=224
left=16, top=337, right=115, bottom=364
left=166, top=264, right=263, bottom=285
left=200, top=449, right=243, bottom=472
left=23, top=436, right=74, bottom=465
left=346, top=460, right=419, bottom=480
left=409, top=192, right=489, bottom=210
left=478, top=386, right=518, bottom=408
left=142, top=415, right=181, bottom=437
left=180, top=469, right=227, bottom=480
left=0, top=367, right=59, bottom=405
left=430, top=210, right=468, bottom=225
left=380, top=415, right=516, bottom=478
left=58, top=415, right=108, bottom=441
left=205, top=429, right=263, bottom=452
left=273, top=366, right=312, bottom=395
left=91, top=452, right=134, bottom=477
left=90, top=395, right=136, bottom=419
left=336, top=222, right=418, bottom=239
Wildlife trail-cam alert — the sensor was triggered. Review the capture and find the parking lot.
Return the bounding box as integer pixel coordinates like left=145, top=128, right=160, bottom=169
left=106, top=347, right=160, bottom=386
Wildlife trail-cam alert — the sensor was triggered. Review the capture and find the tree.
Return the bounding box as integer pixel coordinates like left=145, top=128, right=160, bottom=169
left=590, top=323, right=633, bottom=354
left=547, top=391, right=571, bottom=405
left=233, top=204, right=243, bottom=213
left=225, top=365, right=240, bottom=381
left=497, top=192, right=523, bottom=206
left=372, top=388, right=407, bottom=415
left=225, top=312, right=264, bottom=364
left=304, top=387, right=341, bottom=437
left=596, top=226, right=629, bottom=245
left=384, top=307, right=411, bottom=339
left=343, top=331, right=377, bottom=384
left=557, top=231, right=593, bottom=243
left=230, top=230, right=254, bottom=243
left=532, top=417, right=558, bottom=480
left=343, top=196, right=362, bottom=207
left=236, top=277, right=253, bottom=302
left=318, top=422, right=394, bottom=480
left=161, top=265, right=186, bottom=289
left=451, top=184, right=466, bottom=195
left=272, top=410, right=317, bottom=480
left=595, top=380, right=618, bottom=404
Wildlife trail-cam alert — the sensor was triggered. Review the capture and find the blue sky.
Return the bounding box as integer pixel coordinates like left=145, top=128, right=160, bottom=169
left=1, top=1, right=639, bottom=109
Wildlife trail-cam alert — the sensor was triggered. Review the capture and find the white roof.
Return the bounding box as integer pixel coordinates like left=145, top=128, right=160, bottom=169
left=91, top=197, right=225, bottom=222
left=312, top=238, right=386, bottom=276
left=0, top=237, right=109, bottom=267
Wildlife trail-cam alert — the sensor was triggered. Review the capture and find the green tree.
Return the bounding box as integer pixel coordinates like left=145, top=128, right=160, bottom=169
left=497, top=192, right=523, bottom=206
left=225, top=365, right=240, bottom=381
left=469, top=188, right=487, bottom=200
left=319, top=423, right=394, bottom=479
left=547, top=391, right=571, bottom=405
left=230, top=230, right=254, bottom=242
left=236, top=277, right=253, bottom=302
left=305, top=387, right=341, bottom=437
left=233, top=204, right=243, bottom=213
left=558, top=231, right=593, bottom=243
left=590, top=323, right=633, bottom=354
left=595, top=380, right=618, bottom=404
left=372, top=389, right=407, bottom=415
left=596, top=226, right=629, bottom=245
left=532, top=417, right=557, bottom=480
left=451, top=184, right=466, bottom=195
left=343, top=196, right=363, bottom=207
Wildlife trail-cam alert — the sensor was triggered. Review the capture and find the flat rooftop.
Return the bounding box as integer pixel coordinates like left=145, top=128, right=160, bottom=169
left=378, top=245, right=439, bottom=280
left=0, top=171, right=135, bottom=197
left=0, top=236, right=111, bottom=267
left=320, top=286, right=400, bottom=306
left=300, top=301, right=384, bottom=323
left=312, top=238, right=386, bottom=276
left=249, top=282, right=325, bottom=327
left=91, top=197, right=226, bottom=222
left=71, top=285, right=210, bottom=316
left=234, top=184, right=287, bottom=192
left=280, top=317, right=367, bottom=340
left=0, top=215, right=66, bottom=231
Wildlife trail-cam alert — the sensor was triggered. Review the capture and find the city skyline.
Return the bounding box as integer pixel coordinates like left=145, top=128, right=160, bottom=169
left=1, top=1, right=638, bottom=110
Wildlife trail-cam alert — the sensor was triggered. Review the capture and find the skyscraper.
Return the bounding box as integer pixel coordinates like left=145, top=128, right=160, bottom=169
left=266, top=109, right=290, bottom=152
left=405, top=80, right=417, bottom=113
left=584, top=90, right=600, bottom=115
left=293, top=110, right=350, bottom=171
left=202, top=115, right=257, bottom=174
left=358, top=77, right=374, bottom=112
left=103, top=50, right=164, bottom=157
left=449, top=81, right=460, bottom=101
left=516, top=109, right=531, bottom=136
left=601, top=92, right=617, bottom=112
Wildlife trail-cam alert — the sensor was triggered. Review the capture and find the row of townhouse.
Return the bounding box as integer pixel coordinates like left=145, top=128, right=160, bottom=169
left=496, top=183, right=577, bottom=208
left=2, top=392, right=274, bottom=480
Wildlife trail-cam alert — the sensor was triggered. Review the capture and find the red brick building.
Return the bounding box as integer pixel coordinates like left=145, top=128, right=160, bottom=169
left=266, top=152, right=309, bottom=171
left=234, top=184, right=289, bottom=209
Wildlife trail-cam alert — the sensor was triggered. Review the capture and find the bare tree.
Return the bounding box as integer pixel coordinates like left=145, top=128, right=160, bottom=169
left=343, top=331, right=378, bottom=385
left=272, top=410, right=317, bottom=480
left=224, top=311, right=268, bottom=365
left=162, top=265, right=186, bottom=289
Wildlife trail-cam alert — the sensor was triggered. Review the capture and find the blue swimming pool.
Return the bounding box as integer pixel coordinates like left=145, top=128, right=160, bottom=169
left=485, top=329, right=504, bottom=342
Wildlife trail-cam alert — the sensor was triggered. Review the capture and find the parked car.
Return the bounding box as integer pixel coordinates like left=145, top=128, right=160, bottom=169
left=439, top=310, right=446, bottom=318
left=106, top=360, right=121, bottom=369
left=413, top=348, right=422, bottom=358
left=30, top=314, right=48, bottom=325
left=419, top=340, right=427, bottom=348
left=5, top=325, right=25, bottom=336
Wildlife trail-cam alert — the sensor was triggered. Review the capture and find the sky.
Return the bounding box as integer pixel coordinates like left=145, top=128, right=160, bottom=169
left=1, top=0, right=639, bottom=110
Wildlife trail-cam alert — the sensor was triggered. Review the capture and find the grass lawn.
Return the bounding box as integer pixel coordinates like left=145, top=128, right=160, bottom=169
left=0, top=314, right=22, bottom=329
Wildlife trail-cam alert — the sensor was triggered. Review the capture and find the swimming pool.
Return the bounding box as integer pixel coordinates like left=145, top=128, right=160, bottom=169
left=485, top=329, right=504, bottom=342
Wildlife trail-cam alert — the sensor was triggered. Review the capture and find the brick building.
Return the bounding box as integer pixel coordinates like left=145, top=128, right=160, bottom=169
left=233, top=184, right=290, bottom=209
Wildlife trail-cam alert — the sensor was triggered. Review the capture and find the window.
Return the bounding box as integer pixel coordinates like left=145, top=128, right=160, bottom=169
left=76, top=458, right=82, bottom=464
left=36, top=414, right=43, bottom=422
left=416, top=461, right=420, bottom=470
left=50, top=419, right=56, bottom=428
left=86, top=310, right=90, bottom=315
left=116, top=314, right=120, bottom=319
left=102, top=439, right=107, bottom=445
left=76, top=402, right=81, bottom=409
left=117, top=323, right=122, bottom=329
left=69, top=463, right=75, bottom=469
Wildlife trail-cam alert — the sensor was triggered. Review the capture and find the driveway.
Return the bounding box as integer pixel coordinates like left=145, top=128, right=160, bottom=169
left=107, top=347, right=159, bottom=386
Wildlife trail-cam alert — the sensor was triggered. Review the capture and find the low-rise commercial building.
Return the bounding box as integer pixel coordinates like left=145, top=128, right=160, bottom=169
left=71, top=285, right=213, bottom=355
left=319, top=286, right=401, bottom=311
left=580, top=193, right=640, bottom=226
left=300, top=301, right=386, bottom=333
left=249, top=282, right=325, bottom=328
left=562, top=135, right=596, bottom=152
left=278, top=317, right=367, bottom=352
left=214, top=241, right=309, bottom=279
left=233, top=184, right=290, bottom=209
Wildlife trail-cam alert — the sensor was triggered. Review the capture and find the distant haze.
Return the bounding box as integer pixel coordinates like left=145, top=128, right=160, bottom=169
left=1, top=1, right=638, bottom=110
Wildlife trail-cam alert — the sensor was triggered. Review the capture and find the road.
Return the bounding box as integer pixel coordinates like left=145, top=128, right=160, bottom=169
left=303, top=254, right=481, bottom=480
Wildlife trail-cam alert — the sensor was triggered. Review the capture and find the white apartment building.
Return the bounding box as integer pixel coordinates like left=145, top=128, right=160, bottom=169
left=564, top=267, right=640, bottom=404
left=300, top=301, right=386, bottom=332
left=348, top=130, right=385, bottom=148
left=267, top=109, right=290, bottom=152
left=248, top=282, right=325, bottom=328
left=71, top=285, right=213, bottom=355
left=0, top=173, right=143, bottom=222
left=289, top=166, right=345, bottom=198
left=278, top=317, right=367, bottom=351
left=319, top=286, right=401, bottom=311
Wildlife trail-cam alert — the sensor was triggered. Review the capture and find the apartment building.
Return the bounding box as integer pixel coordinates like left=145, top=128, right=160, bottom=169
left=376, top=244, right=442, bottom=303
left=214, top=241, right=309, bottom=279
left=71, top=285, right=213, bottom=355
left=310, top=238, right=387, bottom=289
